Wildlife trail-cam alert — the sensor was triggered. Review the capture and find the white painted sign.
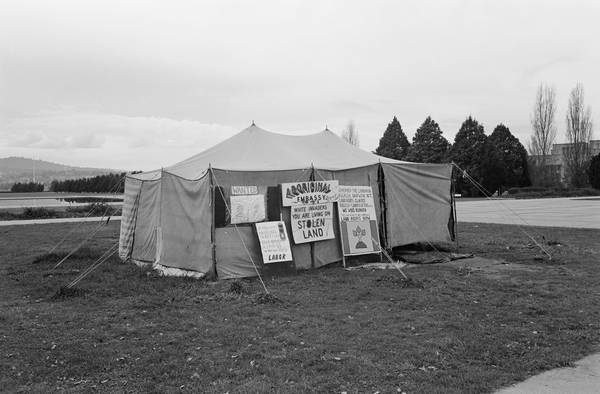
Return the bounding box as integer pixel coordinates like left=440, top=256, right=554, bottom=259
left=255, top=221, right=292, bottom=263
left=338, top=185, right=377, bottom=221
left=281, top=180, right=339, bottom=206
left=231, top=185, right=258, bottom=195
left=230, top=194, right=265, bottom=224
left=290, top=203, right=335, bottom=244
left=338, top=185, right=380, bottom=256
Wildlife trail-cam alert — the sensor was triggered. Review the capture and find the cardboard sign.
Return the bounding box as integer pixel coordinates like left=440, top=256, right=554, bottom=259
left=230, top=194, right=265, bottom=224
left=231, top=185, right=258, bottom=195
left=290, top=203, right=335, bottom=244
left=338, top=185, right=377, bottom=221
left=255, top=221, right=292, bottom=263
left=338, top=185, right=380, bottom=256
left=281, top=180, right=339, bottom=206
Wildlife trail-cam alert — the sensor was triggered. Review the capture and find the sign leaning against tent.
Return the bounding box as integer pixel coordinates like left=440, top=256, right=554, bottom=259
left=338, top=185, right=381, bottom=256
left=255, top=221, right=293, bottom=263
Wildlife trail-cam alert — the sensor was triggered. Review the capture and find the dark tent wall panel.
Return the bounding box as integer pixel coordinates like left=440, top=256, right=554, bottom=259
left=211, top=168, right=312, bottom=273
left=157, top=172, right=213, bottom=273
left=215, top=227, right=261, bottom=279
left=131, top=179, right=161, bottom=262
left=382, top=163, right=453, bottom=247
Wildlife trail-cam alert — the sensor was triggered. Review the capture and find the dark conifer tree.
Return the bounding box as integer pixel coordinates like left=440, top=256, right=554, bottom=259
left=375, top=116, right=410, bottom=160
left=406, top=116, right=450, bottom=163
left=449, top=116, right=487, bottom=196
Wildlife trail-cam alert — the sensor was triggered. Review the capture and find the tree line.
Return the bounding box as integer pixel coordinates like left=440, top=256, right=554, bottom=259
left=49, top=173, right=127, bottom=193
left=369, top=115, right=529, bottom=196
left=340, top=82, right=598, bottom=194
left=11, top=182, right=45, bottom=192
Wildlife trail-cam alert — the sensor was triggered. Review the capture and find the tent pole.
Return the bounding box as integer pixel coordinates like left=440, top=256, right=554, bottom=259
left=309, top=164, right=316, bottom=269
left=451, top=166, right=459, bottom=253
left=377, top=162, right=386, bottom=262
left=209, top=165, right=218, bottom=279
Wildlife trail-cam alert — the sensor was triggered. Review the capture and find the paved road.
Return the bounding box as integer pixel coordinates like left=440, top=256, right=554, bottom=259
left=456, top=197, right=600, bottom=229
left=0, top=216, right=122, bottom=226
left=495, top=353, right=600, bottom=394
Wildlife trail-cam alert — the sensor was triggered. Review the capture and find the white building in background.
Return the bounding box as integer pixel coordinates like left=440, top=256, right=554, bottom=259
left=534, top=140, right=600, bottom=185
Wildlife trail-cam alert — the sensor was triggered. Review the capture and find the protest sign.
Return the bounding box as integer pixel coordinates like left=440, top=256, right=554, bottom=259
left=281, top=180, right=338, bottom=206
left=338, top=185, right=380, bottom=255
left=230, top=194, right=265, bottom=224
left=255, top=221, right=292, bottom=263
left=290, top=203, right=334, bottom=244
left=231, top=185, right=258, bottom=195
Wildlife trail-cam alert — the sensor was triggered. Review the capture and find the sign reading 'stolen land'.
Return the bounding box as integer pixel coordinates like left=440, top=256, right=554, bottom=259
left=281, top=180, right=339, bottom=206
left=290, top=203, right=335, bottom=244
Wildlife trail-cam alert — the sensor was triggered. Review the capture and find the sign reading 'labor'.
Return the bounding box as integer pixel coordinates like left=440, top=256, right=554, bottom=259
left=255, top=221, right=292, bottom=263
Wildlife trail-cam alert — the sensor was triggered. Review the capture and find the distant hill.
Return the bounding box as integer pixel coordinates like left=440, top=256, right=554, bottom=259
left=0, top=157, right=120, bottom=190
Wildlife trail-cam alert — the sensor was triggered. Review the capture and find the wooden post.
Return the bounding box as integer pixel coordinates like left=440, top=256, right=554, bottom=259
left=209, top=165, right=218, bottom=279
left=451, top=168, right=459, bottom=253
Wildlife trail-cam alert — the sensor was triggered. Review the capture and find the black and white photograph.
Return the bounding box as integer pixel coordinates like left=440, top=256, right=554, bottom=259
left=1, top=1, right=599, bottom=392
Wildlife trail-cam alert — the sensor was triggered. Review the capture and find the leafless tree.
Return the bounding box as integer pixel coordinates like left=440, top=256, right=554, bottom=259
left=341, top=121, right=360, bottom=147
left=565, top=83, right=593, bottom=187
left=528, top=84, right=557, bottom=185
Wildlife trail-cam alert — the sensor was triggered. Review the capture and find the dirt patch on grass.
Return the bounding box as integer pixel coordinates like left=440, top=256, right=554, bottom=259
left=253, top=293, right=284, bottom=304
left=444, top=256, right=541, bottom=280
left=51, top=286, right=88, bottom=300
left=375, top=274, right=425, bottom=288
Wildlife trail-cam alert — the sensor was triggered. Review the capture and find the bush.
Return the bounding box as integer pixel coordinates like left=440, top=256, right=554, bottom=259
left=589, top=154, right=600, bottom=189
left=11, top=182, right=44, bottom=192
left=21, top=207, right=54, bottom=219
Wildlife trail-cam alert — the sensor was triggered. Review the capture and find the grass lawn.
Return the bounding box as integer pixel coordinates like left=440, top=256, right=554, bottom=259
left=1, top=221, right=599, bottom=393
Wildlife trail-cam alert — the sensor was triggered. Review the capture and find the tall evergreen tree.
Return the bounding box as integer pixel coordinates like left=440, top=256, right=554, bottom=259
left=481, top=124, right=530, bottom=195
left=449, top=116, right=487, bottom=196
left=406, top=116, right=450, bottom=163
left=375, top=116, right=410, bottom=160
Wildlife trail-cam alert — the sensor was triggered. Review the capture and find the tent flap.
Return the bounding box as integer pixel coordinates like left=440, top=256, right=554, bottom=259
left=383, top=163, right=453, bottom=247
left=131, top=179, right=161, bottom=262
left=119, top=177, right=142, bottom=260
left=158, top=172, right=213, bottom=273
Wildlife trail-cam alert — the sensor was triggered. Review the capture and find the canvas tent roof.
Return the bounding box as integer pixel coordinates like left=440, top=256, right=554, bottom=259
left=130, top=124, right=402, bottom=180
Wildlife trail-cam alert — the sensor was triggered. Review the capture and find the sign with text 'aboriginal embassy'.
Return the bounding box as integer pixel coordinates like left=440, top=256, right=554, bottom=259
left=338, top=185, right=381, bottom=256
left=255, top=221, right=292, bottom=263
left=281, top=180, right=339, bottom=206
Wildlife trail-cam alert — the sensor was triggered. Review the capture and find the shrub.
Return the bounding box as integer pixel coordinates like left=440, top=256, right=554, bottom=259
left=22, top=207, right=54, bottom=219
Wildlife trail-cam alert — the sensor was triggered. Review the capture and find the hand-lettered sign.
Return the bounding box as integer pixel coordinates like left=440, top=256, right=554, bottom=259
left=255, top=221, right=293, bottom=263
left=338, top=185, right=380, bottom=256
left=280, top=180, right=339, bottom=206
left=290, top=203, right=335, bottom=243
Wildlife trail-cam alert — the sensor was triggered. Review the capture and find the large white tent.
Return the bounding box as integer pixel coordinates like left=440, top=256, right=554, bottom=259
left=119, top=124, right=454, bottom=279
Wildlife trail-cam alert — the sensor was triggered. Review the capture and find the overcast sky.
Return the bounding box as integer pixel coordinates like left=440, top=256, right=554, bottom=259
left=1, top=0, right=599, bottom=170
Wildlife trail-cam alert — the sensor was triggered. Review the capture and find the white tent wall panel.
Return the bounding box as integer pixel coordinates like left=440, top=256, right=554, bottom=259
left=130, top=179, right=161, bottom=262
left=382, top=163, right=453, bottom=247
left=119, top=177, right=143, bottom=260
left=157, top=172, right=213, bottom=273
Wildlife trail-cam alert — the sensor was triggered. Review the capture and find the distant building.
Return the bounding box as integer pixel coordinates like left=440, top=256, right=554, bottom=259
left=530, top=139, right=600, bottom=185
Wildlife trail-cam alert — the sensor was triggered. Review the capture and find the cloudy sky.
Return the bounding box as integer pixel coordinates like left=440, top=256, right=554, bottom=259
left=1, top=0, right=599, bottom=170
